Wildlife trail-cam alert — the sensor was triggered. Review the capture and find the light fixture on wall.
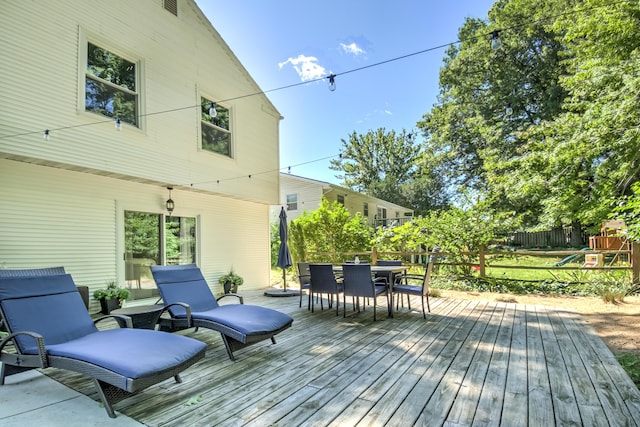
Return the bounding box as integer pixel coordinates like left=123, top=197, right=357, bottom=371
left=209, top=102, right=217, bottom=119
left=166, top=187, right=175, bottom=216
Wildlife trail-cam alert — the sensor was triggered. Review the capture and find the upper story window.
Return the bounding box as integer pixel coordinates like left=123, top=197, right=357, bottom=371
left=286, top=194, right=298, bottom=211
left=201, top=96, right=232, bottom=157
left=85, top=43, right=138, bottom=127
left=363, top=202, right=369, bottom=217
left=337, top=195, right=345, bottom=205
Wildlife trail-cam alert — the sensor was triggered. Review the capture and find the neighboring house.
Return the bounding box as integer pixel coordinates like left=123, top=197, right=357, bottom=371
left=274, top=173, right=414, bottom=227
left=0, top=0, right=282, bottom=310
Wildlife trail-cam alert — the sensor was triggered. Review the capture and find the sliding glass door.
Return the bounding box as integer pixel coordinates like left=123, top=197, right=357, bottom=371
left=124, top=211, right=197, bottom=299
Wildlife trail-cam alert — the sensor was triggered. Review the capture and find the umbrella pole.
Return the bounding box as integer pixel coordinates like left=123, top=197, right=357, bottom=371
left=282, top=267, right=287, bottom=291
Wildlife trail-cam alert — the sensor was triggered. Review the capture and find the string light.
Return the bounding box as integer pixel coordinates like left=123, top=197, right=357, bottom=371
left=505, top=103, right=513, bottom=116
left=209, top=102, right=217, bottom=119
left=490, top=30, right=502, bottom=50
left=328, top=74, right=336, bottom=91
left=1, top=0, right=628, bottom=142
left=43, top=129, right=50, bottom=141
left=115, top=118, right=122, bottom=131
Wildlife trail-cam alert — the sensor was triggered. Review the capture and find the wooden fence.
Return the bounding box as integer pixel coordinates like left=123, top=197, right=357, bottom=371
left=308, top=243, right=640, bottom=284
left=497, top=227, right=591, bottom=248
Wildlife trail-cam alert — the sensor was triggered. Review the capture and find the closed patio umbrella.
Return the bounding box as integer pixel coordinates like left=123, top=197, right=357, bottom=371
left=276, top=207, right=293, bottom=291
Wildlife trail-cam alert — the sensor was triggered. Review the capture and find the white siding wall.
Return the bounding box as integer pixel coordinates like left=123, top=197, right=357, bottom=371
left=279, top=175, right=325, bottom=221
left=0, top=0, right=280, bottom=204
left=1, top=160, right=271, bottom=312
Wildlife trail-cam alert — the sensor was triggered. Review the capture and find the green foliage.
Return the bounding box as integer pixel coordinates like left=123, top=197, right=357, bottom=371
left=125, top=211, right=160, bottom=259
left=270, top=221, right=280, bottom=267
left=413, top=0, right=640, bottom=230
left=329, top=128, right=448, bottom=215
left=288, top=198, right=372, bottom=264
left=218, top=269, right=243, bottom=287
left=377, top=203, right=516, bottom=275
left=614, top=182, right=640, bottom=242
left=616, top=353, right=640, bottom=389
left=92, top=281, right=130, bottom=302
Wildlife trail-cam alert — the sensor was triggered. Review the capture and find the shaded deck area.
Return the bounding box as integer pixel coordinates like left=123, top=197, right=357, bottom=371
left=16, top=291, right=640, bottom=425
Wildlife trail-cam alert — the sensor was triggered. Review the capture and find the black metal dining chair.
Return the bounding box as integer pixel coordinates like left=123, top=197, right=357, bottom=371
left=297, top=262, right=311, bottom=309
left=341, top=263, right=390, bottom=321
left=308, top=263, right=343, bottom=315
left=392, top=261, right=434, bottom=319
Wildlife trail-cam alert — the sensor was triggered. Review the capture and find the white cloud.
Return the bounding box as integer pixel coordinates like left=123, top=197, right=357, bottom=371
left=278, top=54, right=327, bottom=81
left=340, top=42, right=366, bottom=56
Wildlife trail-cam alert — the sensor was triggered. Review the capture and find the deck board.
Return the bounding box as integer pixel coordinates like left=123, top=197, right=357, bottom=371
left=38, top=291, right=640, bottom=426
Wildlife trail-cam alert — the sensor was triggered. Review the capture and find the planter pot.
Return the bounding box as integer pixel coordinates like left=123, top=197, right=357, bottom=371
left=99, top=298, right=122, bottom=315
left=223, top=281, right=231, bottom=294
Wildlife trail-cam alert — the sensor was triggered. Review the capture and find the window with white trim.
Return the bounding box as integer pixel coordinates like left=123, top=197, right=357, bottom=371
left=85, top=43, right=138, bottom=127
left=286, top=194, right=298, bottom=211
left=201, top=96, right=232, bottom=157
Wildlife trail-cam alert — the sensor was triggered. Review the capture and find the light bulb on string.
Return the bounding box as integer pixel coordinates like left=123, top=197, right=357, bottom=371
left=328, top=74, right=336, bottom=91
left=505, top=103, right=513, bottom=116
left=115, top=118, right=122, bottom=131
left=43, top=129, right=50, bottom=141
left=209, top=102, right=217, bottom=119
left=490, top=31, right=502, bottom=50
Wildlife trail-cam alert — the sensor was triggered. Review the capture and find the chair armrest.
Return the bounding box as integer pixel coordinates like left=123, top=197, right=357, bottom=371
left=94, top=314, right=133, bottom=328
left=217, top=293, right=245, bottom=304
left=159, top=302, right=194, bottom=327
left=394, top=274, right=424, bottom=284
left=373, top=276, right=388, bottom=285
left=1, top=331, right=48, bottom=369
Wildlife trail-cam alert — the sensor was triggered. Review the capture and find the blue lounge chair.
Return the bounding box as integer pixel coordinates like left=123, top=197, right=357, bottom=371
left=0, top=273, right=207, bottom=418
left=150, top=264, right=294, bottom=361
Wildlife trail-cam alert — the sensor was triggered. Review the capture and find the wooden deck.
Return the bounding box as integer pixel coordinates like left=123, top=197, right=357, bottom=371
left=44, top=291, right=640, bottom=426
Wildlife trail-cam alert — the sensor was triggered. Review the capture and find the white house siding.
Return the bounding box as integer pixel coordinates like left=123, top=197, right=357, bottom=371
left=274, top=174, right=413, bottom=227
left=278, top=174, right=326, bottom=221
left=0, top=0, right=280, bottom=307
left=0, top=0, right=280, bottom=203
left=1, top=160, right=271, bottom=312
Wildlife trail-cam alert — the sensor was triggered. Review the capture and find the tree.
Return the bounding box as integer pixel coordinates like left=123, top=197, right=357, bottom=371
left=288, top=198, right=372, bottom=264
left=417, top=0, right=571, bottom=227
left=375, top=202, right=516, bottom=275
left=329, top=128, right=447, bottom=214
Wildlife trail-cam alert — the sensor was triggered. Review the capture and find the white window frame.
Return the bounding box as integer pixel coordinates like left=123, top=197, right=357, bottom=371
left=78, top=30, right=145, bottom=131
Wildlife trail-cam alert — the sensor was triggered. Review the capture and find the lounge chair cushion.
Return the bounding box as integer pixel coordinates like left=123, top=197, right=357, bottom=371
left=45, top=328, right=207, bottom=381
left=392, top=284, right=422, bottom=295
left=0, top=275, right=98, bottom=350
left=188, top=304, right=294, bottom=337
left=152, top=264, right=219, bottom=315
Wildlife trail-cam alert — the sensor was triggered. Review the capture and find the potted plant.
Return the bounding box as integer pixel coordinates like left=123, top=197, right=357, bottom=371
left=218, top=269, right=243, bottom=294
left=93, top=281, right=131, bottom=314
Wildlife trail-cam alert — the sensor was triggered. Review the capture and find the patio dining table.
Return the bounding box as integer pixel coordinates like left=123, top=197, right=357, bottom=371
left=332, top=264, right=407, bottom=317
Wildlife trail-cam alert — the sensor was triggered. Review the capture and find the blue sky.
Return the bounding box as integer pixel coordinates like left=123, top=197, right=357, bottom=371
left=195, top=1, right=496, bottom=184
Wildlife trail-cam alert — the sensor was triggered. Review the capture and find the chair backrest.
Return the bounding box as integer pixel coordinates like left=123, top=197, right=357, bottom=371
left=422, top=262, right=434, bottom=296
left=376, top=260, right=402, bottom=266
left=297, top=262, right=311, bottom=286
left=308, top=263, right=339, bottom=294
left=341, top=264, right=376, bottom=298
left=0, top=274, right=97, bottom=353
left=150, top=264, right=219, bottom=315
left=0, top=266, right=65, bottom=277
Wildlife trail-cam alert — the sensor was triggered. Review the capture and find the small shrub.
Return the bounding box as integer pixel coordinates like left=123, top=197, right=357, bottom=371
left=616, top=353, right=640, bottom=388
left=429, top=288, right=442, bottom=298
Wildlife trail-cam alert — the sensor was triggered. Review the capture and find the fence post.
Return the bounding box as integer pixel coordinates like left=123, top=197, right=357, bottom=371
left=479, top=245, right=486, bottom=278
left=372, top=246, right=378, bottom=265
left=632, top=242, right=640, bottom=284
